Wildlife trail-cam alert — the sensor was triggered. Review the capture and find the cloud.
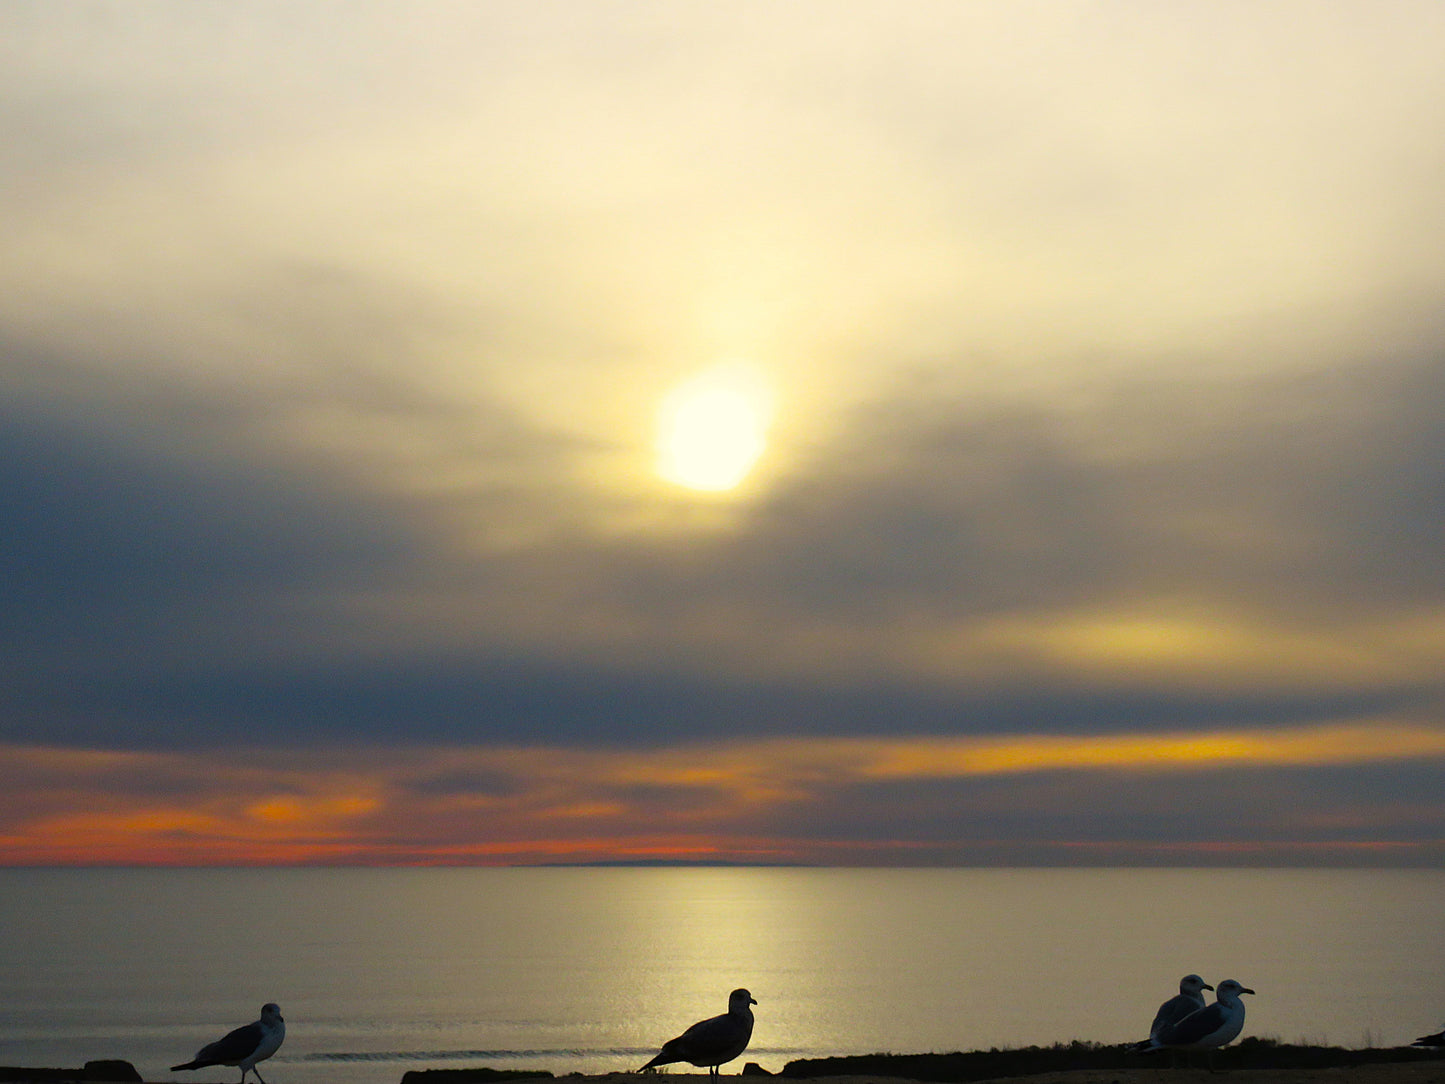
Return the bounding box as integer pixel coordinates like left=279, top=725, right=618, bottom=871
left=4, top=1, right=1445, bottom=863
left=733, top=354, right=1445, bottom=617
left=0, top=383, right=424, bottom=680
left=3, top=719, right=1443, bottom=865
left=5, top=301, right=1444, bottom=755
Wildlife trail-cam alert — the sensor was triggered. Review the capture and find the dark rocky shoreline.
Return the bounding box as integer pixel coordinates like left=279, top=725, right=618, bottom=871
left=6, top=1042, right=1445, bottom=1084
left=779, top=1037, right=1445, bottom=1078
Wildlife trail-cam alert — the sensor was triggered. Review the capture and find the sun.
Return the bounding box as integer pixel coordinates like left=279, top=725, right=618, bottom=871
left=656, top=365, right=772, bottom=492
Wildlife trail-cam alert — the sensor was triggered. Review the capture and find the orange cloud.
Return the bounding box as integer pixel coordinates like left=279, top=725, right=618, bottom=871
left=0, top=718, right=1441, bottom=865
left=849, top=720, right=1445, bottom=779
left=247, top=795, right=380, bottom=824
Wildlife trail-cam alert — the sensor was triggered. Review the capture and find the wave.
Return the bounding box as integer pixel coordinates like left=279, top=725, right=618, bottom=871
left=294, top=1047, right=806, bottom=1065
left=295, top=1049, right=659, bottom=1064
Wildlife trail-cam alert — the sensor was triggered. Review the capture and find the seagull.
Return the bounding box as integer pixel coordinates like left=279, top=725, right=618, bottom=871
left=1139, top=979, right=1254, bottom=1069
left=640, top=988, right=757, bottom=1078
left=172, top=1003, right=286, bottom=1084
left=1149, top=974, right=1214, bottom=1040
left=1413, top=1028, right=1445, bottom=1048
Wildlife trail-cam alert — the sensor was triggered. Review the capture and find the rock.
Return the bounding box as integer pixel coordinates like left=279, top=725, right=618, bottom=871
left=84, top=1063, right=142, bottom=1083
left=400, top=1070, right=554, bottom=1084
left=0, top=1065, right=140, bottom=1084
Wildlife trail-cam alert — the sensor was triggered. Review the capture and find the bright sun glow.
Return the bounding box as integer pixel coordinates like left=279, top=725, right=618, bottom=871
left=656, top=365, right=772, bottom=491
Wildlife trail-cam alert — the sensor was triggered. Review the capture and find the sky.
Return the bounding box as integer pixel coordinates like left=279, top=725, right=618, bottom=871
left=3, top=0, right=1445, bottom=866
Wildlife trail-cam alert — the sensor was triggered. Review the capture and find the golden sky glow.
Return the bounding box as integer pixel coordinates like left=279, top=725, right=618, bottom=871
left=3, top=2, right=1445, bottom=865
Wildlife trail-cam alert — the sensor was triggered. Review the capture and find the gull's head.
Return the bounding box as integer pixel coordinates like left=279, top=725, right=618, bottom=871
left=1215, top=979, right=1255, bottom=1000
left=729, top=988, right=757, bottom=1010
left=261, top=1003, right=283, bottom=1022
left=1181, top=974, right=1213, bottom=995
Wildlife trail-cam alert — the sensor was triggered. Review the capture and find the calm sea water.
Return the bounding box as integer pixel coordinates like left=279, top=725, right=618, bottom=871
left=2, top=868, right=1443, bottom=1084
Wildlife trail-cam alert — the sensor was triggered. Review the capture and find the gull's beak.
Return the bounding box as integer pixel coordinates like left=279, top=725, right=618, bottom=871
left=1203, top=983, right=1214, bottom=991
left=750, top=997, right=758, bottom=1005
left=1240, top=987, right=1256, bottom=996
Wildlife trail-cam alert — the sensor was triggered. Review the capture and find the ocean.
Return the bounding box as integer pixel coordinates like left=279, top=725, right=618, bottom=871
left=2, top=867, right=1442, bottom=1084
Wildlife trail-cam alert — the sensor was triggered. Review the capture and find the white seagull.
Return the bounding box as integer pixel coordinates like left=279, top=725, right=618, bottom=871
left=1140, top=979, right=1254, bottom=1067
left=640, top=988, right=757, bottom=1078
left=1149, top=974, right=1214, bottom=1040
left=172, top=1003, right=286, bottom=1084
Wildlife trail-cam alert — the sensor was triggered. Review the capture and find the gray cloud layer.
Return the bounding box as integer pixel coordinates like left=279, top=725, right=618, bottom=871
left=3, top=1, right=1444, bottom=772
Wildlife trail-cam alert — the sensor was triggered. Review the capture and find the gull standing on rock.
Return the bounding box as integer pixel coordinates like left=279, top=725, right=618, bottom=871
left=640, top=988, right=757, bottom=1077
left=1148, top=974, right=1213, bottom=1040
left=1139, top=979, right=1254, bottom=1069
left=172, top=1003, right=286, bottom=1084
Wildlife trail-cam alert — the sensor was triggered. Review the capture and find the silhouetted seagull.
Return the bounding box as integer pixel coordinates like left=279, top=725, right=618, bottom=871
left=1413, top=1028, right=1445, bottom=1048
left=1149, top=974, right=1213, bottom=1040
left=1139, top=979, right=1254, bottom=1068
left=640, top=988, right=757, bottom=1077
left=172, top=1003, right=286, bottom=1084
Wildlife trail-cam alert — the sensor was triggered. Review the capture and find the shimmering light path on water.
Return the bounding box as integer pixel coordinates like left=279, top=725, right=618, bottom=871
left=2, top=868, right=1442, bottom=1084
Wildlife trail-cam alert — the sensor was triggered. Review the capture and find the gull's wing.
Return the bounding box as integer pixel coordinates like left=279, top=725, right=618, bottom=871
left=194, top=1021, right=264, bottom=1065
left=645, top=1010, right=751, bottom=1068
left=1157, top=1002, right=1226, bottom=1047
left=1150, top=993, right=1200, bottom=1036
